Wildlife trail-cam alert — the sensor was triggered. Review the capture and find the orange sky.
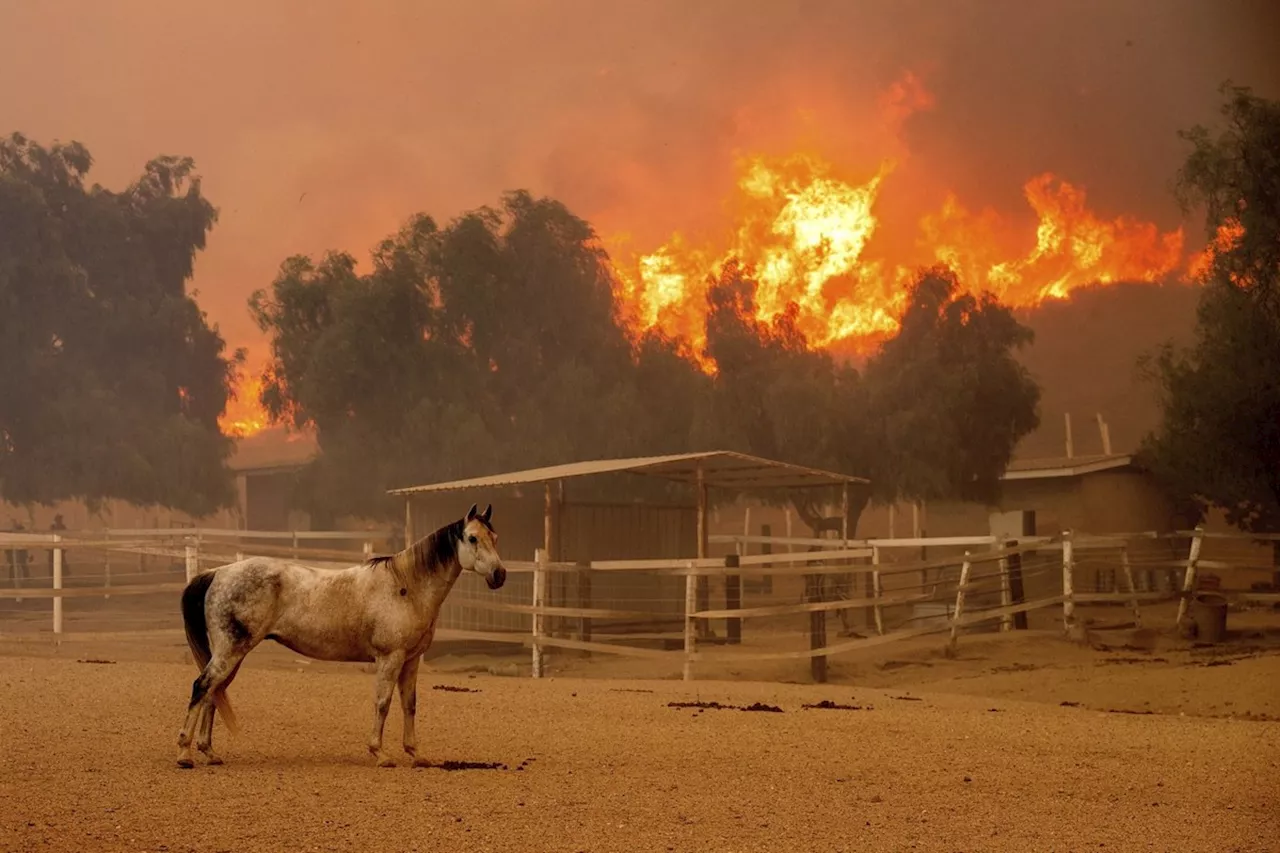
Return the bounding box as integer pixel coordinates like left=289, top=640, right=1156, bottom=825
left=1, top=0, right=1277, bottom=378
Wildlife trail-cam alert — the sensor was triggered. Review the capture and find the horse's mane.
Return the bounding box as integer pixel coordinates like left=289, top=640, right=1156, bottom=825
left=367, top=514, right=493, bottom=576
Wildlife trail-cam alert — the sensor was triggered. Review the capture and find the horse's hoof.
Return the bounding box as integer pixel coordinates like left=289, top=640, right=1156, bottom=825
left=176, top=756, right=195, bottom=769
left=411, top=755, right=432, bottom=769
left=205, top=753, right=224, bottom=766
left=375, top=755, right=397, bottom=768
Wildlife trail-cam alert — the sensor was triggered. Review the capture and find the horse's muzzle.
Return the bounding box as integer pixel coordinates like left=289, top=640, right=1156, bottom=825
left=486, top=566, right=507, bottom=590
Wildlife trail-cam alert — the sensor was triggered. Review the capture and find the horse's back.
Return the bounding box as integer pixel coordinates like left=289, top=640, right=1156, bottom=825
left=208, top=558, right=382, bottom=662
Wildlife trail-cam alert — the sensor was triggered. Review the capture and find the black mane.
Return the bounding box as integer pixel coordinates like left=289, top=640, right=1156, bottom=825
left=367, top=515, right=488, bottom=575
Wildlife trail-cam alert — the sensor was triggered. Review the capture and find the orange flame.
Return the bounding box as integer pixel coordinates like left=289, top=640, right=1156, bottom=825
left=611, top=154, right=1188, bottom=366
left=1186, top=219, right=1244, bottom=280
left=220, top=374, right=270, bottom=438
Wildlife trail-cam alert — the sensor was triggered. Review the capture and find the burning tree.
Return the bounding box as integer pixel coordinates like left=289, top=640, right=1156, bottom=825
left=252, top=190, right=1041, bottom=529
left=0, top=134, right=238, bottom=515
left=250, top=192, right=710, bottom=522
left=1141, top=84, right=1280, bottom=573
left=698, top=262, right=1040, bottom=532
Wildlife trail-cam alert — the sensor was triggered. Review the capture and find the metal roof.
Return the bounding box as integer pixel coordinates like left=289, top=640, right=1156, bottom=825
left=388, top=451, right=868, bottom=496
left=1001, top=453, right=1133, bottom=481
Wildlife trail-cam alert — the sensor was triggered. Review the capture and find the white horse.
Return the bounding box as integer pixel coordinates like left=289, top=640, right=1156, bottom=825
left=175, top=503, right=505, bottom=768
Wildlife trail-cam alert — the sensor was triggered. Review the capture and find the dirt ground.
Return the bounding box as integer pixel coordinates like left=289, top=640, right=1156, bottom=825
left=0, top=619, right=1278, bottom=853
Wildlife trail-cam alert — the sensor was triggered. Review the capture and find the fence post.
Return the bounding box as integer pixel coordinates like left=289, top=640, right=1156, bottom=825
left=1174, top=526, right=1205, bottom=629
left=362, top=541, right=373, bottom=560
left=683, top=564, right=697, bottom=681
left=291, top=530, right=299, bottom=561
left=184, top=542, right=197, bottom=583
left=998, top=538, right=1013, bottom=632
left=1062, top=531, right=1076, bottom=634
left=724, top=553, right=741, bottom=644
left=577, top=561, right=592, bottom=647
left=805, top=567, right=827, bottom=684
left=871, top=546, right=884, bottom=635
left=52, top=535, right=63, bottom=635
left=948, top=551, right=972, bottom=652
left=103, top=532, right=111, bottom=600
left=532, top=548, right=546, bottom=679
left=1121, top=544, right=1142, bottom=627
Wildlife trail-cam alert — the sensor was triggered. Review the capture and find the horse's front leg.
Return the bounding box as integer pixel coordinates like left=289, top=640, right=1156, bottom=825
left=368, top=651, right=405, bottom=768
left=397, top=655, right=427, bottom=766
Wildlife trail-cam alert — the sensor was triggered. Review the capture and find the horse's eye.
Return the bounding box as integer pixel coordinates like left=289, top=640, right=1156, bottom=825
left=468, top=535, right=478, bottom=545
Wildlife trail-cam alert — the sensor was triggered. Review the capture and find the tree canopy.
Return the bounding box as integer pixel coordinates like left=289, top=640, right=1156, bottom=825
left=254, top=191, right=1042, bottom=529
left=250, top=192, right=707, bottom=522
left=0, top=133, right=237, bottom=515
left=1141, top=85, right=1280, bottom=535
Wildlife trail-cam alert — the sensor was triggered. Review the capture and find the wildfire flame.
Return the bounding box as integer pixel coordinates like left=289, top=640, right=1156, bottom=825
left=611, top=153, right=1190, bottom=366
left=1186, top=219, right=1244, bottom=280
left=219, top=373, right=269, bottom=438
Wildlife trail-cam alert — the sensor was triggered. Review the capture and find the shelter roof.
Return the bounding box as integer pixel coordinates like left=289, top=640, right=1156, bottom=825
left=388, top=451, right=867, bottom=496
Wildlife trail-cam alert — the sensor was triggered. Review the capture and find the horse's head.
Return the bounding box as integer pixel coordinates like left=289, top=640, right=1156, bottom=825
left=459, top=503, right=505, bottom=590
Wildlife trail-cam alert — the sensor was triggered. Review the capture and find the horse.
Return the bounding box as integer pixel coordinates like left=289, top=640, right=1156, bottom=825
left=175, top=503, right=506, bottom=768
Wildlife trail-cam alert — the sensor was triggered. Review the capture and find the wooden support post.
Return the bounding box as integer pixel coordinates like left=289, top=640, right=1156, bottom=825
left=404, top=498, right=414, bottom=548
left=184, top=543, right=197, bottom=583
left=1065, top=412, right=1074, bottom=458
left=362, top=541, right=373, bottom=560
left=695, top=464, right=711, bottom=639
left=841, top=484, right=862, bottom=626
left=1062, top=531, right=1076, bottom=633
left=683, top=567, right=697, bottom=681
left=577, top=562, right=592, bottom=646
left=1121, top=545, right=1142, bottom=627
left=871, top=546, right=884, bottom=636
left=807, top=568, right=827, bottom=683
left=761, top=522, right=773, bottom=595
left=235, top=551, right=245, bottom=563
left=1007, top=538, right=1028, bottom=630
left=948, top=551, right=972, bottom=651
left=724, top=553, right=741, bottom=644
left=291, top=530, right=298, bottom=561
left=52, top=536, right=63, bottom=635
left=998, top=539, right=1013, bottom=632
left=888, top=502, right=896, bottom=539
left=1175, top=526, right=1205, bottom=629
left=532, top=548, right=546, bottom=678
left=544, top=482, right=556, bottom=639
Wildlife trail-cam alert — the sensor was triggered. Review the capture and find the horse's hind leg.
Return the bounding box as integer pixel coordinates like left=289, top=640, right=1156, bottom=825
left=197, top=659, right=244, bottom=765
left=178, top=650, right=248, bottom=767
left=368, top=651, right=406, bottom=768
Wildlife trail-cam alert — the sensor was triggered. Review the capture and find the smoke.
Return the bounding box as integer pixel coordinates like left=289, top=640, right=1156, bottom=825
left=0, top=0, right=1275, bottom=366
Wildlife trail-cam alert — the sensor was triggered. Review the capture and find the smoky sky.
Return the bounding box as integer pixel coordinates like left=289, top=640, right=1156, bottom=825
left=1, top=0, right=1276, bottom=363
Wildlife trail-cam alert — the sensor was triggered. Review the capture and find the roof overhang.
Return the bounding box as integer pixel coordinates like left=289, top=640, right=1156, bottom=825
left=1000, top=454, right=1134, bottom=481
left=388, top=451, right=868, bottom=496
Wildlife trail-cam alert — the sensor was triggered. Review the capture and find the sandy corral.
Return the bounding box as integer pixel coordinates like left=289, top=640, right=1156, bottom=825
left=0, top=622, right=1277, bottom=853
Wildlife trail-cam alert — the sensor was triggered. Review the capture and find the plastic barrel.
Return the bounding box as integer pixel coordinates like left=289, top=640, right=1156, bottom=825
left=1190, top=592, right=1229, bottom=643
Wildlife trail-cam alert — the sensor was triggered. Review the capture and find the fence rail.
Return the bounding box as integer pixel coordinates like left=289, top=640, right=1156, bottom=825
left=3, top=525, right=1276, bottom=683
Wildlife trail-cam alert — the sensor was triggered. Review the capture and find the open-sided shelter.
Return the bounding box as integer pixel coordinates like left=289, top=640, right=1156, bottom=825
left=387, top=451, right=866, bottom=636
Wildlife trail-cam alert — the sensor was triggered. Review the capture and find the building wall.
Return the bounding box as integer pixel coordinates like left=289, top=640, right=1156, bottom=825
left=407, top=490, right=695, bottom=634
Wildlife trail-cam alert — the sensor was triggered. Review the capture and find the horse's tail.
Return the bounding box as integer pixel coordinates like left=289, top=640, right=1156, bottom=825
left=180, top=570, right=239, bottom=735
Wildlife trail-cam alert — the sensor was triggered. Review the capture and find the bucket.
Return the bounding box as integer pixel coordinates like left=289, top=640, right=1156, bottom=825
left=1190, top=592, right=1228, bottom=643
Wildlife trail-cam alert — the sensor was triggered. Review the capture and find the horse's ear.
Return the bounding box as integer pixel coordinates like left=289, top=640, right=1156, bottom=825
left=480, top=504, right=492, bottom=524
left=466, top=504, right=478, bottom=521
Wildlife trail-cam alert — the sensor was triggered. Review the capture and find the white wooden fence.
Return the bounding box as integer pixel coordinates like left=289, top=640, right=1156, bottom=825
left=3, top=526, right=1276, bottom=683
